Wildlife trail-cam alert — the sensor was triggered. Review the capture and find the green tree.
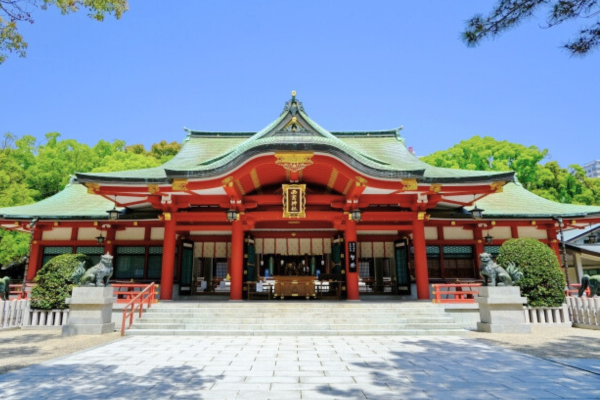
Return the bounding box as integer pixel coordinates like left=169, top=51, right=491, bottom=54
left=497, top=238, right=566, bottom=307
left=150, top=140, right=182, bottom=162
left=1, top=0, right=128, bottom=64
left=464, top=0, right=600, bottom=56
left=0, top=229, right=29, bottom=266
left=423, top=136, right=600, bottom=205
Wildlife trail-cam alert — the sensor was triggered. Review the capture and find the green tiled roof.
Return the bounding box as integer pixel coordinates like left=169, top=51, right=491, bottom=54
left=0, top=181, right=116, bottom=220
left=469, top=182, right=600, bottom=218
left=77, top=97, right=513, bottom=184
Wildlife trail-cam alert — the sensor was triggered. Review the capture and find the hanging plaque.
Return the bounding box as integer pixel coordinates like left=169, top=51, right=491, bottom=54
left=348, top=241, right=357, bottom=273
left=282, top=184, right=306, bottom=218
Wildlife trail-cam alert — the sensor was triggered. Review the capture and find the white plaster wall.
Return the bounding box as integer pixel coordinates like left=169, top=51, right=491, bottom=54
left=425, top=227, right=438, bottom=240
left=255, top=238, right=263, bottom=254
left=151, top=228, right=164, bottom=240
left=78, top=228, right=99, bottom=241
left=443, top=227, right=474, bottom=240
left=299, top=238, right=311, bottom=255
left=518, top=226, right=548, bottom=240
left=489, top=226, right=512, bottom=239
left=360, top=242, right=372, bottom=257
left=323, top=238, right=332, bottom=254
left=42, top=228, right=72, bottom=241
left=115, top=228, right=145, bottom=241
left=194, top=242, right=203, bottom=258
left=312, top=238, right=323, bottom=254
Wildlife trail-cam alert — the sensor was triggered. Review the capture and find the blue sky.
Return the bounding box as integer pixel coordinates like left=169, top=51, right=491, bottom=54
left=1, top=1, right=598, bottom=167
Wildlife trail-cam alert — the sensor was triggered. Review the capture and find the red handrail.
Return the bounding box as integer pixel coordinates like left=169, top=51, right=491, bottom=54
left=8, top=283, right=36, bottom=300
left=120, top=282, right=157, bottom=336
left=566, top=283, right=591, bottom=297
left=432, top=283, right=482, bottom=303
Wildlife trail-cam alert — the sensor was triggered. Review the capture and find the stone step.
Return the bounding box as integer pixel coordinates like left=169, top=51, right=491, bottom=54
left=130, top=322, right=461, bottom=330
left=144, top=309, right=447, bottom=315
left=124, top=328, right=468, bottom=336
left=136, top=317, right=455, bottom=324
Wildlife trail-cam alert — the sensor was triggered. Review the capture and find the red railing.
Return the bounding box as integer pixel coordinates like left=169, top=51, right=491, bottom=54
left=566, top=284, right=591, bottom=297
left=432, top=283, right=482, bottom=303
left=112, top=283, right=158, bottom=304
left=8, top=283, right=37, bottom=300
left=121, top=282, right=157, bottom=336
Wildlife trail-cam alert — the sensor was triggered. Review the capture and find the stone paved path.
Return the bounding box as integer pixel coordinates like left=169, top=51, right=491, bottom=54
left=1, top=336, right=599, bottom=399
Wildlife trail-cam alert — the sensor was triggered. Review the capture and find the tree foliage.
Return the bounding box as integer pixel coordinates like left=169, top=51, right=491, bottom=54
left=0, top=0, right=128, bottom=64
left=497, top=238, right=566, bottom=307
left=31, top=253, right=92, bottom=309
left=0, top=132, right=179, bottom=267
left=422, top=136, right=600, bottom=205
left=464, top=0, right=600, bottom=56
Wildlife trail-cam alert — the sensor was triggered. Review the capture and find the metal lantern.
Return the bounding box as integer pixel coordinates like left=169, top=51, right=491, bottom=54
left=471, top=204, right=484, bottom=219
left=226, top=209, right=238, bottom=222
left=351, top=209, right=362, bottom=222
left=587, top=234, right=597, bottom=244
left=96, top=232, right=105, bottom=245
left=107, top=205, right=120, bottom=221
left=484, top=232, right=494, bottom=245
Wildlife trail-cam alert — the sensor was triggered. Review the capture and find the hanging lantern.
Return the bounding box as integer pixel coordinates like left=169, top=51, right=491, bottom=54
left=484, top=232, right=494, bottom=245
left=351, top=209, right=362, bottom=222
left=471, top=204, right=484, bottom=219
left=226, top=209, right=238, bottom=222
left=96, top=232, right=105, bottom=245
left=106, top=205, right=120, bottom=221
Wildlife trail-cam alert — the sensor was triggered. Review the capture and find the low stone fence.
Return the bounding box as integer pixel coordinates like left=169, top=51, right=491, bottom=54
left=567, top=296, right=600, bottom=329
left=1, top=300, right=29, bottom=329
left=0, top=300, right=69, bottom=330
left=524, top=304, right=571, bottom=327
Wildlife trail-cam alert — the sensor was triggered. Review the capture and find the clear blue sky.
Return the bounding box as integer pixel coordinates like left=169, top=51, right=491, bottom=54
left=1, top=1, right=598, bottom=167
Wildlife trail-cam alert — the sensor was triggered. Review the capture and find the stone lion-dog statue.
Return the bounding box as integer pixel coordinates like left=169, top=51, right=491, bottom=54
left=71, top=253, right=114, bottom=287
left=0, top=276, right=10, bottom=300
left=479, top=252, right=513, bottom=287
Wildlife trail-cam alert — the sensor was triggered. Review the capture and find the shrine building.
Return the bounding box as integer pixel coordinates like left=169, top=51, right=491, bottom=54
left=1, top=92, right=600, bottom=301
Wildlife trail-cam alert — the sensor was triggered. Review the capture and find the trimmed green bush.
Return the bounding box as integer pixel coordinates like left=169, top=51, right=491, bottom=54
left=31, top=253, right=93, bottom=310
left=497, top=238, right=565, bottom=307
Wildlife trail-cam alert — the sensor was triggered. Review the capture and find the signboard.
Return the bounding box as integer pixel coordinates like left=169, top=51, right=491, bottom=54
left=348, top=241, right=357, bottom=273
left=282, top=184, right=306, bottom=218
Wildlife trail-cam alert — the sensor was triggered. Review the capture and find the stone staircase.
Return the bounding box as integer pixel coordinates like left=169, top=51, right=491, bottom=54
left=124, top=301, right=468, bottom=336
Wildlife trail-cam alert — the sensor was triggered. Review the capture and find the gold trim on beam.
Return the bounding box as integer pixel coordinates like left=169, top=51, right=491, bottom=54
left=429, top=184, right=442, bottom=193
left=85, top=182, right=100, bottom=194
left=326, top=168, right=339, bottom=193
left=172, top=179, right=188, bottom=191
left=148, top=184, right=160, bottom=194
left=274, top=151, right=314, bottom=172
left=250, top=168, right=261, bottom=190
left=401, top=179, right=418, bottom=191
left=235, top=180, right=246, bottom=196
left=342, top=180, right=353, bottom=195
left=490, top=181, right=505, bottom=193
left=355, top=176, right=368, bottom=186
left=222, top=176, right=234, bottom=187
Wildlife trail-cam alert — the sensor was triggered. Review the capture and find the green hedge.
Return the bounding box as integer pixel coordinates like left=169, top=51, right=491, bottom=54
left=497, top=238, right=565, bottom=307
left=31, top=253, right=93, bottom=310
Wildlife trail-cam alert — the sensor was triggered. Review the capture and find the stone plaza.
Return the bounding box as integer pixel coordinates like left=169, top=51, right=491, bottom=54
left=1, top=335, right=600, bottom=399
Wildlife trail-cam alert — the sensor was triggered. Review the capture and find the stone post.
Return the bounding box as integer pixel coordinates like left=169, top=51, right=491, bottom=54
left=476, top=286, right=531, bottom=333
left=62, top=287, right=115, bottom=335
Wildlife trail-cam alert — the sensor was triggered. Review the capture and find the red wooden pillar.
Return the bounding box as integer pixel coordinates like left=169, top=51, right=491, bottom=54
left=104, top=227, right=115, bottom=256
left=413, top=218, right=430, bottom=300
left=229, top=220, right=244, bottom=300
left=474, top=228, right=485, bottom=268
left=160, top=218, right=176, bottom=300
left=345, top=219, right=359, bottom=301
left=230, top=219, right=244, bottom=300
left=26, top=229, right=43, bottom=282
left=547, top=228, right=561, bottom=264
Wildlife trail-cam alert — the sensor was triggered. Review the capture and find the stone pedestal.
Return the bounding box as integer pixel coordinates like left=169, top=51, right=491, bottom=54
left=476, top=286, right=531, bottom=334
left=62, top=286, right=115, bottom=335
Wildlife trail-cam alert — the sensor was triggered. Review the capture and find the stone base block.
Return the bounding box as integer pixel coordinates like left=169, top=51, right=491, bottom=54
left=62, top=322, right=115, bottom=336
left=477, top=322, right=532, bottom=334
